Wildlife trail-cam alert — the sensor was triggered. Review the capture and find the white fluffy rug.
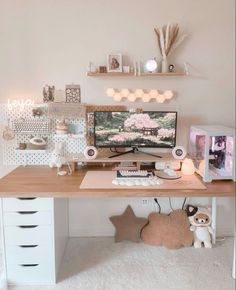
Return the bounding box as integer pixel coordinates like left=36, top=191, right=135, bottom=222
left=3, top=237, right=235, bottom=290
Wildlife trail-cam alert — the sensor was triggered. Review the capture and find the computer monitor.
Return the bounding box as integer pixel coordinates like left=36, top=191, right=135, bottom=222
left=94, top=111, right=177, bottom=148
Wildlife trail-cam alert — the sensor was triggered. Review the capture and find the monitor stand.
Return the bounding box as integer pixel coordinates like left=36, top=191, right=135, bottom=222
left=108, top=146, right=162, bottom=159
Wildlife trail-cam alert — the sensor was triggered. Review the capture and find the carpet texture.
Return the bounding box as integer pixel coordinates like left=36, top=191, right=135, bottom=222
left=1, top=237, right=234, bottom=290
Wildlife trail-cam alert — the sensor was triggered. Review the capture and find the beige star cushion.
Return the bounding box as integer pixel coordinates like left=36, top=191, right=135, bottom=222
left=109, top=205, right=148, bottom=243
left=141, top=210, right=193, bottom=249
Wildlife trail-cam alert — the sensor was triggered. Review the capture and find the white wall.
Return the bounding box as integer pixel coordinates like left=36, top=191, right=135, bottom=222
left=0, top=0, right=235, bottom=236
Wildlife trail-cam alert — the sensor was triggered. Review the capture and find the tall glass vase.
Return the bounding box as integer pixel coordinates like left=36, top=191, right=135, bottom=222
left=161, top=58, right=168, bottom=73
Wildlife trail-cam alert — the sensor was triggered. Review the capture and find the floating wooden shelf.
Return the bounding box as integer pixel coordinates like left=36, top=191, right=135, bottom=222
left=87, top=71, right=187, bottom=77
left=86, top=72, right=135, bottom=77
left=140, top=72, right=187, bottom=77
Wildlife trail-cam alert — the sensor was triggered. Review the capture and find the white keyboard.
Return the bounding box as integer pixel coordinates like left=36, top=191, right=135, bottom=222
left=118, top=170, right=150, bottom=178
left=113, top=169, right=163, bottom=187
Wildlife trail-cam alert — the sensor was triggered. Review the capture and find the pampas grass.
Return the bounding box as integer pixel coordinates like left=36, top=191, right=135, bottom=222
left=154, top=23, right=187, bottom=60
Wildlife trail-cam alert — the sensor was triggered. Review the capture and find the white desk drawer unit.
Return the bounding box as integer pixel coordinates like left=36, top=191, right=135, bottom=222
left=4, top=225, right=53, bottom=245
left=2, top=197, right=53, bottom=212
left=5, top=244, right=53, bottom=264
left=3, top=211, right=52, bottom=226
left=0, top=197, right=68, bottom=286
left=7, top=264, right=55, bottom=285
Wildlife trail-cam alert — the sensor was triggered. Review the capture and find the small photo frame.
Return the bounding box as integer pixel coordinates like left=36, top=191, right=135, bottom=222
left=107, top=54, right=122, bottom=72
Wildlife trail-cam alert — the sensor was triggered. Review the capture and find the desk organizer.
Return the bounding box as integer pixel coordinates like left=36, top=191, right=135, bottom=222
left=1, top=104, right=127, bottom=166
left=1, top=104, right=86, bottom=165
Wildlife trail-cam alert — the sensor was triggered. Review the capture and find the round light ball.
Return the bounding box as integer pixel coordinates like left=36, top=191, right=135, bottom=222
left=149, top=89, right=159, bottom=98
left=106, top=88, right=115, bottom=97
left=156, top=94, right=165, bottom=103
left=142, top=94, right=151, bottom=102
left=164, top=90, right=174, bottom=99
left=113, top=93, right=122, bottom=102
left=120, top=88, right=130, bottom=97
left=135, top=89, right=144, bottom=98
left=128, top=93, right=137, bottom=102
left=145, top=59, right=158, bottom=72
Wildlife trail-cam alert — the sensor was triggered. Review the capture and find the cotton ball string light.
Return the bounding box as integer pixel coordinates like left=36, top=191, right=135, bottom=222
left=113, top=93, right=122, bottom=102
left=142, top=93, right=151, bottom=103
left=149, top=89, right=159, bottom=98
left=128, top=93, right=137, bottom=102
left=164, top=90, right=174, bottom=100
left=135, top=89, right=144, bottom=98
left=106, top=88, right=116, bottom=97
left=120, top=88, right=130, bottom=97
left=156, top=94, right=165, bottom=103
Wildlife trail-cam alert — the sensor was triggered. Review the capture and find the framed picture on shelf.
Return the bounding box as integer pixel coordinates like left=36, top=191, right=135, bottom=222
left=107, top=54, right=122, bottom=72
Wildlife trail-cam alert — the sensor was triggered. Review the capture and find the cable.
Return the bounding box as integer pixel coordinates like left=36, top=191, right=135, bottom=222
left=216, top=237, right=226, bottom=242
left=182, top=197, right=187, bottom=210
left=169, top=197, right=174, bottom=211
left=109, top=148, right=121, bottom=153
left=109, top=148, right=116, bottom=153
left=169, top=197, right=187, bottom=211
left=154, top=198, right=161, bottom=213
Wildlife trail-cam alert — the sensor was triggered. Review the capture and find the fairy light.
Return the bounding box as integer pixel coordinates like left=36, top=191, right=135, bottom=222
left=164, top=90, right=174, bottom=100
left=149, top=89, right=159, bottom=98
left=135, top=89, right=144, bottom=98
left=113, top=93, right=122, bottom=102
left=156, top=94, right=165, bottom=103
left=142, top=94, right=151, bottom=103
left=105, top=88, right=174, bottom=103
left=106, top=88, right=116, bottom=97
left=120, top=88, right=130, bottom=97
left=128, top=93, right=137, bottom=102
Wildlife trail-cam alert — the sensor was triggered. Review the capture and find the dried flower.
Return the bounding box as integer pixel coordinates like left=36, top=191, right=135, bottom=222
left=154, top=23, right=187, bottom=59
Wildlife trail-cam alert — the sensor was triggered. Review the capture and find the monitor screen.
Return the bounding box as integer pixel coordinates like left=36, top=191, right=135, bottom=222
left=94, top=111, right=177, bottom=148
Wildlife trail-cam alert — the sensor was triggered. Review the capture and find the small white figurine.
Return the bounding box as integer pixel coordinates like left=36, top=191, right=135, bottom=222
left=49, top=142, right=65, bottom=168
left=186, top=205, right=214, bottom=248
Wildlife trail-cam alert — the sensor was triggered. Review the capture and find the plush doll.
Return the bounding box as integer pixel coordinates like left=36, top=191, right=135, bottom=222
left=186, top=205, right=214, bottom=248
left=49, top=142, right=65, bottom=168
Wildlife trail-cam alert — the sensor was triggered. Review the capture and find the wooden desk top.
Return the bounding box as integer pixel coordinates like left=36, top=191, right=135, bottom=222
left=0, top=166, right=235, bottom=198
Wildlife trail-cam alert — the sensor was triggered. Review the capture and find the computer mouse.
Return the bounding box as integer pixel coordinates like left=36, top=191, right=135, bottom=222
left=164, top=168, right=177, bottom=176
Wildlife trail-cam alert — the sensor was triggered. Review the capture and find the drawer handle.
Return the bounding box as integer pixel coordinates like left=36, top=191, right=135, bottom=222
left=19, top=245, right=38, bottom=248
left=20, top=264, right=39, bottom=267
left=17, top=211, right=38, bottom=215
left=18, top=225, right=38, bottom=229
left=18, top=198, right=37, bottom=200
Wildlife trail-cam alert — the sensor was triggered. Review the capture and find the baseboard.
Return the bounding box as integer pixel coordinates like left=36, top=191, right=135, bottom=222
left=69, top=228, right=114, bottom=237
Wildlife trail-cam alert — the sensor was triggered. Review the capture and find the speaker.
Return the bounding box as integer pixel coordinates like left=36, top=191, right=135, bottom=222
left=172, top=146, right=187, bottom=160
left=83, top=146, right=98, bottom=160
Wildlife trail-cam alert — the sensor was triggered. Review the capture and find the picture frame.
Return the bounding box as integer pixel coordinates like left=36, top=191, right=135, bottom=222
left=107, top=54, right=122, bottom=72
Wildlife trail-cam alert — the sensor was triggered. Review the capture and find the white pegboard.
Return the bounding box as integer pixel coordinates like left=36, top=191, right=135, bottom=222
left=1, top=104, right=87, bottom=165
